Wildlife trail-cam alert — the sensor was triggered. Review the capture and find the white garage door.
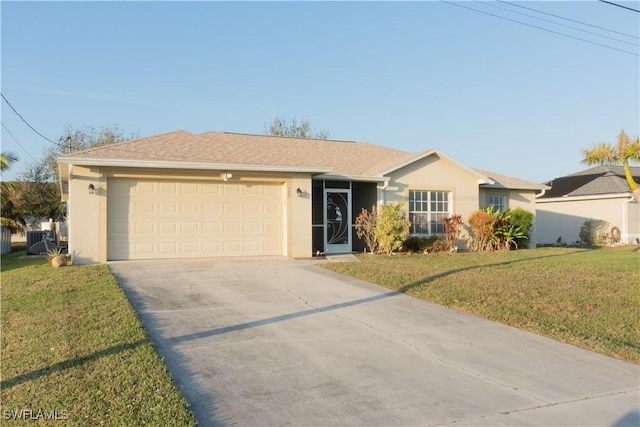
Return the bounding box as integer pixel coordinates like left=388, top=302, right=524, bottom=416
left=107, top=179, right=283, bottom=260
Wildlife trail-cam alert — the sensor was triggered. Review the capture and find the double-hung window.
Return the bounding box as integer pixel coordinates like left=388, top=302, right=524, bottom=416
left=409, top=190, right=450, bottom=235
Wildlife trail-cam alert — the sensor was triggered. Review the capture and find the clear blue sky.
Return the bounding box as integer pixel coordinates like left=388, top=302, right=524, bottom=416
left=1, top=1, right=638, bottom=183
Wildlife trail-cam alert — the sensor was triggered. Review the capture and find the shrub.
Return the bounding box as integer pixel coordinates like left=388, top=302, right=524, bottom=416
left=507, top=207, right=534, bottom=249
left=355, top=205, right=378, bottom=253
left=579, top=219, right=609, bottom=245
left=404, top=236, right=428, bottom=252
left=403, top=235, right=447, bottom=253
left=442, top=214, right=464, bottom=251
left=468, top=208, right=495, bottom=252
left=469, top=206, right=528, bottom=251
left=375, top=201, right=411, bottom=255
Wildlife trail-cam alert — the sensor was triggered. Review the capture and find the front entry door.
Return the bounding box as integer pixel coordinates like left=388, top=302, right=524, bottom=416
left=324, top=189, right=351, bottom=253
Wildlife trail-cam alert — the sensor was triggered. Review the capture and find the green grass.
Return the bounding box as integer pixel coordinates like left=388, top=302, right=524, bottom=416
left=321, top=247, right=640, bottom=364
left=1, top=250, right=197, bottom=425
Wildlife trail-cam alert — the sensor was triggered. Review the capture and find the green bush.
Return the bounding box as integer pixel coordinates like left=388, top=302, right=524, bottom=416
left=506, top=207, right=534, bottom=249
left=375, top=201, right=411, bottom=255
left=579, top=219, right=609, bottom=245
left=403, top=235, right=447, bottom=253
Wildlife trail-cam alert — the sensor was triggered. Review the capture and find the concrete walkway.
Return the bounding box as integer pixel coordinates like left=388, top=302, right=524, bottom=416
left=109, top=257, right=639, bottom=427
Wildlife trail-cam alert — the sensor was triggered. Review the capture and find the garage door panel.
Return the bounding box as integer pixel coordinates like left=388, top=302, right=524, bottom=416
left=108, top=179, right=283, bottom=260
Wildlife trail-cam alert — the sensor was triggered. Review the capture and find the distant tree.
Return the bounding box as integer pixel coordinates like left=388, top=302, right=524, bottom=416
left=10, top=124, right=132, bottom=229
left=43, top=124, right=133, bottom=181
left=582, top=130, right=640, bottom=200
left=264, top=116, right=329, bottom=139
left=3, top=160, right=62, bottom=230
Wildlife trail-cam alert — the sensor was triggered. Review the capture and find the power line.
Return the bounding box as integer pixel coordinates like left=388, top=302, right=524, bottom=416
left=598, top=0, right=640, bottom=13
left=442, top=1, right=639, bottom=57
left=497, top=0, right=639, bottom=39
left=479, top=1, right=639, bottom=47
left=0, top=122, right=38, bottom=163
left=0, top=93, right=63, bottom=147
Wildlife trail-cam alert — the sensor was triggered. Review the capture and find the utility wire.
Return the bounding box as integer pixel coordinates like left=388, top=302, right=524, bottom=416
left=1, top=121, right=38, bottom=163
left=479, top=1, right=639, bottom=47
left=0, top=93, right=63, bottom=147
left=598, top=0, right=640, bottom=13
left=442, top=1, right=639, bottom=56
left=497, top=0, right=639, bottom=39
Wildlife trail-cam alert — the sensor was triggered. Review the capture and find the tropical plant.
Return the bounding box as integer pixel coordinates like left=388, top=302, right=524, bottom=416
left=1, top=151, right=20, bottom=231
left=468, top=208, right=495, bottom=252
left=375, top=201, right=411, bottom=255
left=442, top=214, right=464, bottom=252
left=582, top=130, right=640, bottom=200
left=505, top=207, right=534, bottom=249
left=355, top=205, right=378, bottom=253
left=1, top=151, right=18, bottom=172
left=469, top=206, right=528, bottom=251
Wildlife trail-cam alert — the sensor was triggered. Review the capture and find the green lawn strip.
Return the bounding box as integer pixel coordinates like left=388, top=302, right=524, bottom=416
left=1, top=252, right=196, bottom=425
left=321, top=247, right=640, bottom=364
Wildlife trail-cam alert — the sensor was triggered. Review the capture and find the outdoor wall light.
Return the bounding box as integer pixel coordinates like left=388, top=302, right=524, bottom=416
left=220, top=173, right=232, bottom=182
left=88, top=183, right=95, bottom=195
left=296, top=188, right=303, bottom=197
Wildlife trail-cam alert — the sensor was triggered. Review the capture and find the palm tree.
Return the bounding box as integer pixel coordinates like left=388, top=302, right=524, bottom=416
left=1, top=151, right=20, bottom=231
left=582, top=130, right=640, bottom=200
left=0, top=151, right=18, bottom=172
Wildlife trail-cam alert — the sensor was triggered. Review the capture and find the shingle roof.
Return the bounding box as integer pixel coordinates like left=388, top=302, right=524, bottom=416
left=60, top=130, right=413, bottom=177
left=473, top=168, right=548, bottom=191
left=539, top=165, right=640, bottom=198
left=59, top=130, right=542, bottom=189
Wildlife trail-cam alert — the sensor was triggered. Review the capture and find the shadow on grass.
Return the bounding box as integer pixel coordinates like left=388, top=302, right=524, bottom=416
left=1, top=339, right=146, bottom=390
left=395, top=248, right=589, bottom=294
left=0, top=251, right=48, bottom=273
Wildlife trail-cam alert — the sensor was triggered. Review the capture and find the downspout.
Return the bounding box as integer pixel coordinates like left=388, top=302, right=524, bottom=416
left=379, top=180, right=389, bottom=207
left=622, top=195, right=636, bottom=244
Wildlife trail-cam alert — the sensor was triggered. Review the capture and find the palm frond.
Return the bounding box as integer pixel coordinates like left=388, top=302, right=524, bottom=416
left=581, top=143, right=618, bottom=165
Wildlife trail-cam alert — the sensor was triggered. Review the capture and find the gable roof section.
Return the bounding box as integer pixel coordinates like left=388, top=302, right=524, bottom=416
left=58, top=130, right=542, bottom=190
left=539, top=165, right=640, bottom=198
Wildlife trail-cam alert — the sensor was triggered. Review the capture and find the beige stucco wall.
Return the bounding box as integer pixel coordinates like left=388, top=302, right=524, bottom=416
left=536, top=195, right=639, bottom=245
left=383, top=154, right=480, bottom=247
left=67, top=166, right=104, bottom=264
left=66, top=166, right=312, bottom=264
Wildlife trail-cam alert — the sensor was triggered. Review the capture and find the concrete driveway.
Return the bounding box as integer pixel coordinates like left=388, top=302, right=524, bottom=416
left=109, top=257, right=639, bottom=427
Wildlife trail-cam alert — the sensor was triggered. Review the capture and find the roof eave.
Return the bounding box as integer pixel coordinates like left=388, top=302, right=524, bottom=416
left=481, top=182, right=550, bottom=191
left=536, top=192, right=634, bottom=202
left=314, top=173, right=389, bottom=182
left=56, top=157, right=332, bottom=174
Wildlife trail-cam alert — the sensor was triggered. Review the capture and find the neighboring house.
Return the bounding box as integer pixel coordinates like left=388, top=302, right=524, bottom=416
left=536, top=165, right=640, bottom=245
left=57, top=130, right=547, bottom=264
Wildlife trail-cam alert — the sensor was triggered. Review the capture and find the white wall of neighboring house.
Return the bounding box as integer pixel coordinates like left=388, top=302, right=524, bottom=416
left=536, top=194, right=639, bottom=245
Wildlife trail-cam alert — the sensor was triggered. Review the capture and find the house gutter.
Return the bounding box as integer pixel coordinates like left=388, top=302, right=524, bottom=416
left=57, top=157, right=332, bottom=175
left=536, top=193, right=632, bottom=203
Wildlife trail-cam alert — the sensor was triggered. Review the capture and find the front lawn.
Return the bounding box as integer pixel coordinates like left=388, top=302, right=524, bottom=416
left=0, top=250, right=196, bottom=425
left=321, top=246, right=640, bottom=364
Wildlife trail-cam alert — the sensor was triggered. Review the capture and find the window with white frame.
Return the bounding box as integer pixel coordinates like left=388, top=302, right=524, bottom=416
left=488, top=194, right=506, bottom=212
left=409, top=190, right=450, bottom=235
